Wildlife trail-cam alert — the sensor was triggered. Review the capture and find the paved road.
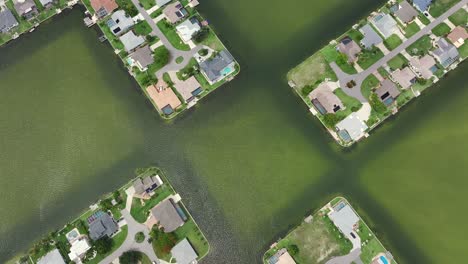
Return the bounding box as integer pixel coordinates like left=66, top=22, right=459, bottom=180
left=130, top=0, right=202, bottom=78
left=99, top=210, right=159, bottom=264
left=331, top=0, right=467, bottom=103
left=325, top=249, right=362, bottom=264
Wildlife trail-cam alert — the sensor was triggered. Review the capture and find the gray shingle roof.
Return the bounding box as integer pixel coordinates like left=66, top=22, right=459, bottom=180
left=156, top=0, right=171, bottom=7
left=37, top=248, right=66, bottom=264
left=151, top=199, right=185, bottom=232
left=394, top=1, right=418, bottom=23
left=119, top=31, right=145, bottom=52
left=88, top=211, right=119, bottom=241
left=130, top=46, right=154, bottom=69
left=433, top=38, right=460, bottom=68
left=0, top=8, right=19, bottom=33
left=13, top=0, right=37, bottom=17
left=199, top=50, right=235, bottom=84
left=171, top=238, right=198, bottom=264
left=370, top=13, right=398, bottom=38
left=359, top=24, right=383, bottom=49
left=375, top=79, right=400, bottom=102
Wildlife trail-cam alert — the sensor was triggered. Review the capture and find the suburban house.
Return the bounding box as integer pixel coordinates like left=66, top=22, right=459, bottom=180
left=37, top=248, right=66, bottom=264
left=199, top=50, right=236, bottom=84
left=173, top=76, right=203, bottom=103
left=132, top=174, right=163, bottom=199
left=163, top=1, right=188, bottom=24
left=328, top=202, right=360, bottom=246
left=13, top=0, right=38, bottom=20
left=375, top=79, right=400, bottom=106
left=337, top=37, right=362, bottom=63
left=119, top=31, right=145, bottom=52
left=39, top=0, right=56, bottom=9
left=68, top=236, right=91, bottom=263
left=409, top=54, right=437, bottom=79
left=307, top=82, right=344, bottom=115
left=146, top=80, right=182, bottom=115
left=90, top=0, right=118, bottom=18
left=359, top=24, right=383, bottom=49
left=156, top=0, right=171, bottom=8
left=149, top=198, right=187, bottom=232
left=106, top=10, right=134, bottom=36
left=187, top=0, right=199, bottom=8
left=413, top=0, right=432, bottom=12
left=336, top=113, right=368, bottom=142
left=391, top=67, right=417, bottom=89
left=392, top=1, right=418, bottom=24
left=0, top=8, right=19, bottom=34
left=447, top=26, right=467, bottom=48
left=129, top=45, right=154, bottom=71
left=370, top=13, right=399, bottom=39
left=176, top=17, right=201, bottom=42
left=267, top=248, right=296, bottom=264
left=170, top=238, right=198, bottom=264
left=87, top=211, right=119, bottom=241
left=432, top=38, right=460, bottom=68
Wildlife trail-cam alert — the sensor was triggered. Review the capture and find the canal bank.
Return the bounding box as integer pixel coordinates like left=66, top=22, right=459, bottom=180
left=1, top=1, right=468, bottom=264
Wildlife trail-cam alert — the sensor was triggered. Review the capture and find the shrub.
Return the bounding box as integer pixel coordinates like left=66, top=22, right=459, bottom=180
left=119, top=251, right=142, bottom=264
left=193, top=27, right=210, bottom=43
left=94, top=237, right=113, bottom=254
left=199, top=48, right=208, bottom=56
left=323, top=113, right=341, bottom=128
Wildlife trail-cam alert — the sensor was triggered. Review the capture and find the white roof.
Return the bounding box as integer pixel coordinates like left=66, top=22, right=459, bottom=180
left=336, top=113, right=368, bottom=141
left=39, top=0, right=53, bottom=6
left=371, top=13, right=398, bottom=38
left=170, top=238, right=198, bottom=264
left=329, top=203, right=360, bottom=237
left=37, top=249, right=66, bottom=264
left=119, top=31, right=145, bottom=52
left=68, top=237, right=91, bottom=261
left=176, top=18, right=201, bottom=42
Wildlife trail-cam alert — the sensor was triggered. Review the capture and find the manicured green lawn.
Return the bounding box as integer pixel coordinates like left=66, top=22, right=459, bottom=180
left=173, top=218, right=210, bottom=259
left=361, top=74, right=380, bottom=99
left=98, top=21, right=125, bottom=50
left=196, top=27, right=225, bottom=51
left=134, top=20, right=152, bottom=36
left=358, top=221, right=387, bottom=264
left=383, top=34, right=402, bottom=51
left=287, top=49, right=337, bottom=89
left=156, top=20, right=191, bottom=51
left=130, top=184, right=174, bottom=223
left=429, top=0, right=460, bottom=17
left=387, top=54, right=407, bottom=70
left=357, top=47, right=384, bottom=70
left=406, top=35, right=432, bottom=56
left=346, top=29, right=364, bottom=43
left=139, top=0, right=156, bottom=10
left=334, top=88, right=362, bottom=114
left=404, top=22, right=420, bottom=38
left=321, top=45, right=357, bottom=74
left=431, top=23, right=451, bottom=37
left=418, top=14, right=430, bottom=25
left=448, top=9, right=468, bottom=26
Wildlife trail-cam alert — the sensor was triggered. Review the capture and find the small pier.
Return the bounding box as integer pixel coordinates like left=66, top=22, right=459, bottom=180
left=83, top=17, right=95, bottom=27
left=98, top=35, right=107, bottom=42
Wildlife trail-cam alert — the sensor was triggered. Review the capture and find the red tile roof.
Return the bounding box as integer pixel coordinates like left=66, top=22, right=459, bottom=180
left=90, top=0, right=118, bottom=14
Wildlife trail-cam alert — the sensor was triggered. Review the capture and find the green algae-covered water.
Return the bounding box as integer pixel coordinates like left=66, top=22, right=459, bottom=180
left=1, top=1, right=467, bottom=263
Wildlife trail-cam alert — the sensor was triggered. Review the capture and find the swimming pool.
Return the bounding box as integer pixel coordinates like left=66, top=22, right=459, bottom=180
left=221, top=66, right=234, bottom=75
left=379, top=255, right=389, bottom=264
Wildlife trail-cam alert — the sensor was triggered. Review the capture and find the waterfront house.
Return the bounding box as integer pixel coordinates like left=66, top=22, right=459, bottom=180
left=90, top=0, right=118, bottom=18
left=171, top=238, right=198, bottom=264
left=336, top=113, right=368, bottom=142
left=375, top=79, right=400, bottom=106
left=176, top=17, right=201, bottom=42
left=370, top=13, right=399, bottom=39
left=447, top=26, right=467, bottom=48
left=107, top=10, right=134, bottom=36
left=149, top=198, right=187, bottom=232
left=163, top=1, right=188, bottom=24
left=0, top=8, right=19, bottom=34
left=328, top=202, right=360, bottom=245
left=37, top=248, right=66, bottom=264
left=129, top=45, right=154, bottom=71
left=87, top=211, right=119, bottom=241
left=432, top=38, right=459, bottom=68
left=267, top=248, right=297, bottom=264
left=13, top=0, right=38, bottom=20
left=307, top=82, right=344, bottom=115
left=359, top=24, right=383, bottom=49
left=156, top=0, right=171, bottom=7
left=68, top=237, right=91, bottom=263
left=413, top=0, right=432, bottom=12
left=174, top=76, right=203, bottom=103
left=393, top=1, right=418, bottom=24
left=146, top=80, right=182, bottom=115
left=119, top=31, right=145, bottom=52
left=409, top=54, right=437, bottom=79
left=132, top=174, right=163, bottom=199
left=337, top=37, right=362, bottom=63
left=391, top=67, right=417, bottom=89
left=199, top=50, right=236, bottom=84
left=187, top=0, right=199, bottom=8
left=39, top=0, right=56, bottom=9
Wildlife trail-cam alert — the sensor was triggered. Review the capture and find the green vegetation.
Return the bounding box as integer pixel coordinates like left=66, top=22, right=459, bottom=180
left=176, top=56, right=184, bottom=64
left=406, top=35, right=432, bottom=56
left=357, top=222, right=387, bottom=264
left=195, top=27, right=225, bottom=51
left=403, top=22, right=420, bottom=38
left=334, top=88, right=362, bottom=114
left=139, top=0, right=156, bottom=10
left=86, top=226, right=128, bottom=264
left=134, top=21, right=153, bottom=36
left=287, top=51, right=337, bottom=89
left=150, top=228, right=177, bottom=261
left=130, top=183, right=174, bottom=223
left=448, top=9, right=467, bottom=26
left=361, top=74, right=380, bottom=99
left=321, top=44, right=358, bottom=74
left=387, top=54, right=407, bottom=71
left=346, top=29, right=364, bottom=43
left=431, top=23, right=451, bottom=37
left=116, top=0, right=138, bottom=17
left=135, top=232, right=145, bottom=243
left=173, top=219, right=210, bottom=259
left=357, top=47, right=384, bottom=70
left=98, top=21, right=125, bottom=50
left=418, top=13, right=430, bottom=25
left=157, top=20, right=191, bottom=51
left=460, top=42, right=468, bottom=59
left=396, top=89, right=414, bottom=107
left=429, top=0, right=460, bottom=17
left=383, top=34, right=402, bottom=51
left=120, top=250, right=143, bottom=264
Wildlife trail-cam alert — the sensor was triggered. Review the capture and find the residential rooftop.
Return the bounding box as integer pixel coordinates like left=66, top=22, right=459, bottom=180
left=359, top=24, right=383, bottom=49
left=146, top=80, right=182, bottom=115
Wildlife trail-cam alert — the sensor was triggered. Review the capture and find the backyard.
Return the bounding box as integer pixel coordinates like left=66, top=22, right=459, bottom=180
left=130, top=183, right=174, bottom=223
left=321, top=44, right=357, bottom=74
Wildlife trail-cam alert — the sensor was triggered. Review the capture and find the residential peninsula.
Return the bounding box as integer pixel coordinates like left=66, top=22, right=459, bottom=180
left=288, top=0, right=467, bottom=146
left=9, top=167, right=209, bottom=264
left=0, top=0, right=239, bottom=119
left=264, top=197, right=396, bottom=264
